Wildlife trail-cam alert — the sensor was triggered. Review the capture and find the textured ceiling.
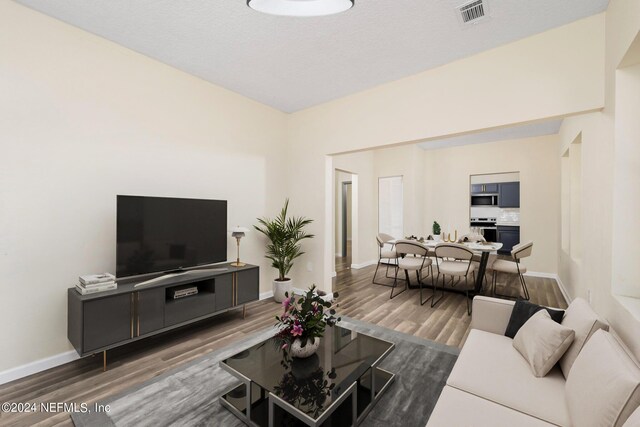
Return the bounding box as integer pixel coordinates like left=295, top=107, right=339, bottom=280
left=15, top=0, right=608, bottom=112
left=417, top=119, right=563, bottom=150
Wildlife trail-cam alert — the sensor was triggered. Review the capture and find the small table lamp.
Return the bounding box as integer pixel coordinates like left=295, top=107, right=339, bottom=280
left=230, top=226, right=249, bottom=267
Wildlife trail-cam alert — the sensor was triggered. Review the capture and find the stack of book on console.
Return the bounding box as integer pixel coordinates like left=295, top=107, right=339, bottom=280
left=76, top=273, right=117, bottom=295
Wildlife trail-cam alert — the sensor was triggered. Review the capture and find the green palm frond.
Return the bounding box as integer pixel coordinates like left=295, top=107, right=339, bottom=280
left=254, top=199, right=314, bottom=280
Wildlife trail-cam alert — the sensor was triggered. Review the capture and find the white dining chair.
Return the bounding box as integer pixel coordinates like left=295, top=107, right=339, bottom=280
left=492, top=241, right=533, bottom=300
left=372, top=233, right=398, bottom=287
left=390, top=240, right=435, bottom=305
left=434, top=243, right=475, bottom=315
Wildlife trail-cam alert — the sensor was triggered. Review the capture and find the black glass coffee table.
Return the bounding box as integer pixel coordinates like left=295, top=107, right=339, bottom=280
left=220, top=324, right=395, bottom=426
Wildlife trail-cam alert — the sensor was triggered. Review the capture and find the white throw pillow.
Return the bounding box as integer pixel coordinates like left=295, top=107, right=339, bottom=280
left=566, top=330, right=640, bottom=427
left=559, top=297, right=609, bottom=378
left=512, top=309, right=575, bottom=377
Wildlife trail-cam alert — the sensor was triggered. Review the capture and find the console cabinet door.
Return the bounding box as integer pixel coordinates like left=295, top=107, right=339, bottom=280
left=237, top=268, right=259, bottom=305
left=215, top=274, right=233, bottom=311
left=84, top=294, right=131, bottom=352
left=137, top=288, right=165, bottom=336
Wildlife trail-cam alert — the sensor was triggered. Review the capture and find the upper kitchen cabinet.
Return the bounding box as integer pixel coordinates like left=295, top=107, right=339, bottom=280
left=484, top=183, right=499, bottom=193
left=471, top=183, right=499, bottom=194
left=499, top=182, right=520, bottom=208
left=470, top=184, right=484, bottom=194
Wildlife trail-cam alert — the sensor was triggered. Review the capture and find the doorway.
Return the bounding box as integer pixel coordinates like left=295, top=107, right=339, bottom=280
left=335, top=170, right=354, bottom=274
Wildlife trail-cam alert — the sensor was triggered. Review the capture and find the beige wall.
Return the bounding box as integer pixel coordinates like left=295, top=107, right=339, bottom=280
left=288, top=14, right=605, bottom=294
left=0, top=2, right=288, bottom=373
left=558, top=0, right=640, bottom=361
left=423, top=135, right=560, bottom=273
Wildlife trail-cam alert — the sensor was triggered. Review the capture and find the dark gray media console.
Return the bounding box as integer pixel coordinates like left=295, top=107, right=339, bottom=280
left=67, top=263, right=259, bottom=370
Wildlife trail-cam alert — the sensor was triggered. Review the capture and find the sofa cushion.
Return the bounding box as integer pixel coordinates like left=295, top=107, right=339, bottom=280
left=566, top=330, right=640, bottom=427
left=447, top=329, right=570, bottom=426
left=559, top=297, right=608, bottom=377
left=505, top=299, right=565, bottom=339
left=513, top=310, right=575, bottom=377
left=427, top=386, right=556, bottom=427
left=623, top=406, right=640, bottom=427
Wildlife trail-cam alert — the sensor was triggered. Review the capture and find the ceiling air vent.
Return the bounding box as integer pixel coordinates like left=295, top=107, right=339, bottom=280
left=457, top=0, right=488, bottom=25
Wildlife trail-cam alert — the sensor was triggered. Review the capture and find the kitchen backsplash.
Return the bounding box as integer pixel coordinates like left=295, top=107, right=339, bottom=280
left=470, top=207, right=520, bottom=223
left=498, top=208, right=520, bottom=224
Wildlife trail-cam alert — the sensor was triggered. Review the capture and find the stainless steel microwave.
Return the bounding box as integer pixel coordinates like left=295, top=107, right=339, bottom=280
left=471, top=194, right=498, bottom=206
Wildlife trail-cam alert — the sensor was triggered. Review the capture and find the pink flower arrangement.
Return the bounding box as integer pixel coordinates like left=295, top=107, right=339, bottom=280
left=292, top=323, right=303, bottom=337
left=275, top=285, right=340, bottom=349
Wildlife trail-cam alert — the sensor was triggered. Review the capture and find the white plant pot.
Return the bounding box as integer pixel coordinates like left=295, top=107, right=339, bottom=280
left=273, top=278, right=292, bottom=303
left=432, top=235, right=443, bottom=242
left=290, top=337, right=321, bottom=359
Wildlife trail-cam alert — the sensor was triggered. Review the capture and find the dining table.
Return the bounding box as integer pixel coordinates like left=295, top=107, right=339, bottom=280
left=389, top=239, right=503, bottom=297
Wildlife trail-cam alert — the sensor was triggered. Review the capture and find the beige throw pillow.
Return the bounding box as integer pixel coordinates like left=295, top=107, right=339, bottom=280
left=559, top=297, right=609, bottom=378
left=513, top=309, right=575, bottom=377
left=566, top=330, right=640, bottom=427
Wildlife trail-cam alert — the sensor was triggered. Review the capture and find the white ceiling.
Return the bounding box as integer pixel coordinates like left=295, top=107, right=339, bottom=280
left=15, top=0, right=608, bottom=112
left=417, top=119, right=563, bottom=150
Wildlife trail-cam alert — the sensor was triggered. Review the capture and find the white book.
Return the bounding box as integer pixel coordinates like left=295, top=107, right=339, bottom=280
left=75, top=283, right=118, bottom=295
left=81, top=280, right=116, bottom=288
left=79, top=273, right=115, bottom=285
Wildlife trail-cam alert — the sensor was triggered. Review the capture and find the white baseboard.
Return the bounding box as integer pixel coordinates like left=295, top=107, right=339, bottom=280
left=350, top=260, right=377, bottom=269
left=332, top=271, right=337, bottom=278
left=525, top=271, right=572, bottom=304
left=553, top=274, right=572, bottom=304
left=259, top=290, right=274, bottom=300
left=0, top=350, right=80, bottom=386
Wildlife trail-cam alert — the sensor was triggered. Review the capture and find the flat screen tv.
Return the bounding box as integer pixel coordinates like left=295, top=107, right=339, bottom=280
left=116, top=195, right=227, bottom=278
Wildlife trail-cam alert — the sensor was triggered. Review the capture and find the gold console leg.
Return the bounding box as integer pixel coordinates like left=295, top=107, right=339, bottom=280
left=103, top=351, right=107, bottom=372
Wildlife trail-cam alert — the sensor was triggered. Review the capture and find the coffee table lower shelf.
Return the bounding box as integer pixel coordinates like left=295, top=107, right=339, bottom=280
left=220, top=367, right=395, bottom=427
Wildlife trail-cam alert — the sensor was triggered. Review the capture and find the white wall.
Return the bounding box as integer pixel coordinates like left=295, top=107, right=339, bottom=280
left=332, top=136, right=559, bottom=274
left=0, top=2, right=288, bottom=373
left=423, top=135, right=560, bottom=273
left=557, top=0, right=640, bottom=361
left=288, top=14, right=604, bottom=294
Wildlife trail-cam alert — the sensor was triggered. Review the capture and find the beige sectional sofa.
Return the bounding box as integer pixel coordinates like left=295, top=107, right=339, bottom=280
left=427, top=296, right=640, bottom=427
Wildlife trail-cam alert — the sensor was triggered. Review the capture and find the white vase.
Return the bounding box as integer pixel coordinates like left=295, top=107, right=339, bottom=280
left=290, top=337, right=320, bottom=358
left=273, top=278, right=292, bottom=303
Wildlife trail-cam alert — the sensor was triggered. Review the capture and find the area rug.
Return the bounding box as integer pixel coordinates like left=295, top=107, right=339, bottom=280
left=72, top=317, right=458, bottom=427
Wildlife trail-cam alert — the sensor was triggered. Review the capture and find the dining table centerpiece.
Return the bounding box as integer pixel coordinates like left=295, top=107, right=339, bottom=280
left=275, top=285, right=340, bottom=358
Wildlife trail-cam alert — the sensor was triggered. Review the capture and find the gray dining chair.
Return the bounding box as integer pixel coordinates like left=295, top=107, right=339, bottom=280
left=390, top=240, right=435, bottom=305
left=434, top=243, right=475, bottom=315
left=372, top=233, right=399, bottom=286
left=492, top=241, right=533, bottom=300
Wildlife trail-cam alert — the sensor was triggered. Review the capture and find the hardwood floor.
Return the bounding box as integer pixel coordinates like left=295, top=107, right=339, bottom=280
left=0, top=263, right=567, bottom=427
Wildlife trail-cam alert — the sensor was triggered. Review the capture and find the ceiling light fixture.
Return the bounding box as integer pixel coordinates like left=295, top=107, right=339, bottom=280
left=247, top=0, right=354, bottom=17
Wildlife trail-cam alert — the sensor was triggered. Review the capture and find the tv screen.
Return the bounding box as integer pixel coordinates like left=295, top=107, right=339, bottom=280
left=116, top=195, right=227, bottom=278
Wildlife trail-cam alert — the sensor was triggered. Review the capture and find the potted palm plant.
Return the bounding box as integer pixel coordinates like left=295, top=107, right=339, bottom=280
left=254, top=199, right=314, bottom=302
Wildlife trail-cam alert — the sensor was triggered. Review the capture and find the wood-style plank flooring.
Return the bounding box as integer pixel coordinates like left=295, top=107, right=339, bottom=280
left=0, top=260, right=566, bottom=427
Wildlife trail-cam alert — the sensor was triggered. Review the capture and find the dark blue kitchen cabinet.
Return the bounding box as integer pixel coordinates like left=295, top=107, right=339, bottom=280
left=471, top=184, right=484, bottom=194
left=471, top=183, right=499, bottom=194
left=499, top=182, right=520, bottom=208
left=497, top=226, right=520, bottom=254
left=484, top=183, right=499, bottom=193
